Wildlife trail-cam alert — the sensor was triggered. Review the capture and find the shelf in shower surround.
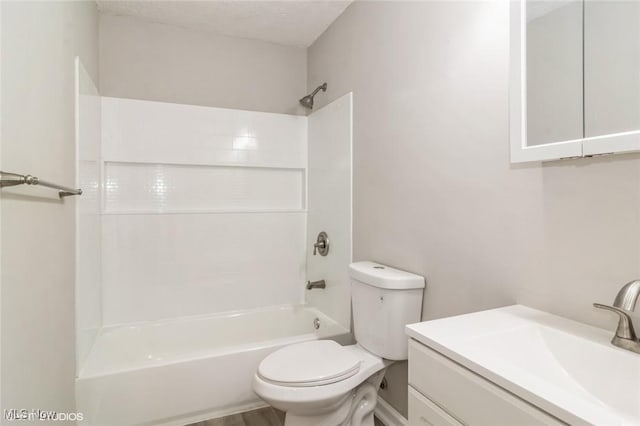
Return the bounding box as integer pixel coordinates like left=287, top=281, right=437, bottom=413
left=103, top=161, right=305, bottom=213
left=102, top=159, right=307, bottom=171
left=102, top=208, right=307, bottom=215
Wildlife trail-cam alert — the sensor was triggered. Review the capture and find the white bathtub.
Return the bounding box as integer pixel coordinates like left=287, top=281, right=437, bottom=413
left=76, top=305, right=351, bottom=426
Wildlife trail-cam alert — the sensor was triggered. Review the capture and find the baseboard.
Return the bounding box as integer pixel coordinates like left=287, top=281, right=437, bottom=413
left=375, top=397, right=408, bottom=426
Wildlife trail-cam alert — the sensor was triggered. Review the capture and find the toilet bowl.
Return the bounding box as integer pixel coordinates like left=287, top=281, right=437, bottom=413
left=253, top=341, right=390, bottom=426
left=253, top=262, right=425, bottom=426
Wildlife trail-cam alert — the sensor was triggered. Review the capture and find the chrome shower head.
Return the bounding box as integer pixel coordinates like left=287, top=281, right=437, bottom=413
left=299, top=94, right=315, bottom=109
left=299, top=82, right=327, bottom=109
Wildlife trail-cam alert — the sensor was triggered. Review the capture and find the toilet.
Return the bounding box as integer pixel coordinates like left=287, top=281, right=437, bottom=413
left=253, top=261, right=425, bottom=426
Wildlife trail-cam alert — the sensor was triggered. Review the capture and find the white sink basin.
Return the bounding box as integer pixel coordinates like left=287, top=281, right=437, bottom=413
left=406, top=305, right=640, bottom=425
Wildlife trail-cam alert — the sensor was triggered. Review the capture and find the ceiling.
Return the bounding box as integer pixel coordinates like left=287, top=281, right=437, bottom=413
left=96, top=0, right=352, bottom=48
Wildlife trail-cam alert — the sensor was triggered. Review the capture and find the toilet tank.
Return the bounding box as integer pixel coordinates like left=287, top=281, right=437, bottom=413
left=349, top=261, right=425, bottom=360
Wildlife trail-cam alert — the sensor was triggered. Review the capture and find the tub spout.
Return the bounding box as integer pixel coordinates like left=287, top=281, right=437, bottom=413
left=306, top=280, right=326, bottom=290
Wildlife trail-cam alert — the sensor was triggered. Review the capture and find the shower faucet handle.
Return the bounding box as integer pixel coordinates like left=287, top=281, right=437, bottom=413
left=312, top=232, right=329, bottom=256
left=313, top=240, right=326, bottom=255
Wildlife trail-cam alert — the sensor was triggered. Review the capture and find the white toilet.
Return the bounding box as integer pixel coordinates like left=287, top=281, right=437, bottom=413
left=253, top=261, right=425, bottom=426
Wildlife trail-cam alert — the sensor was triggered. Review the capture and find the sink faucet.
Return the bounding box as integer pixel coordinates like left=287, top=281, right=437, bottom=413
left=594, top=279, right=640, bottom=354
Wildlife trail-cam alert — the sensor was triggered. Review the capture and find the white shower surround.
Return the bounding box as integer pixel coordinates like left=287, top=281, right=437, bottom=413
left=306, top=93, right=353, bottom=328
left=76, top=92, right=353, bottom=424
left=75, top=59, right=103, bottom=374
left=100, top=97, right=309, bottom=325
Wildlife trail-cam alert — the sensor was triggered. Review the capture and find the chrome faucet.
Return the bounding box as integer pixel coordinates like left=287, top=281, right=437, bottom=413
left=312, top=231, right=329, bottom=256
left=594, top=279, right=640, bottom=354
left=306, top=280, right=326, bottom=290
left=307, top=280, right=327, bottom=290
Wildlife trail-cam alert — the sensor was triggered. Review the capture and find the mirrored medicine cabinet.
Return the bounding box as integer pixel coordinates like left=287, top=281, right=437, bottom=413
left=510, top=0, right=640, bottom=163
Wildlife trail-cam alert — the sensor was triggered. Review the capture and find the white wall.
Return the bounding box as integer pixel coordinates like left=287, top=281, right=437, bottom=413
left=308, top=0, right=640, bottom=416
left=1, top=0, right=99, bottom=420
left=75, top=60, right=102, bottom=374
left=101, top=98, right=308, bottom=325
left=306, top=93, right=353, bottom=329
left=99, top=14, right=308, bottom=116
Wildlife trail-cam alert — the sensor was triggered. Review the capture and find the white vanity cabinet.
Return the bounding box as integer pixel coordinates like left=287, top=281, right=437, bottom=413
left=405, top=306, right=639, bottom=426
left=407, top=339, right=565, bottom=426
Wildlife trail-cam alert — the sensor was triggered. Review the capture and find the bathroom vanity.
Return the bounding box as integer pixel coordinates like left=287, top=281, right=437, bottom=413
left=405, top=306, right=640, bottom=426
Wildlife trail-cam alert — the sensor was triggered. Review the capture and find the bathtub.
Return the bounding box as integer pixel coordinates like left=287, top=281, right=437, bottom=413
left=76, top=305, right=351, bottom=426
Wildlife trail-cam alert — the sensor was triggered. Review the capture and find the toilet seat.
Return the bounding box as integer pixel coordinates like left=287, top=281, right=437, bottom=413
left=258, top=340, right=361, bottom=387
left=253, top=343, right=389, bottom=418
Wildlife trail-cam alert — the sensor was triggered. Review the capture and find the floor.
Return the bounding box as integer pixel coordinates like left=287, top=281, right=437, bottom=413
left=186, top=407, right=385, bottom=426
left=187, top=407, right=284, bottom=426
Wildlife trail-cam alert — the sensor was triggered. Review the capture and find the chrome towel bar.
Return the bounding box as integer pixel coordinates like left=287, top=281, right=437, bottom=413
left=0, top=171, right=82, bottom=198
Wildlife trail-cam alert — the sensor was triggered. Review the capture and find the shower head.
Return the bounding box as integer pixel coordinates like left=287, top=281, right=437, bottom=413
left=299, top=82, right=327, bottom=109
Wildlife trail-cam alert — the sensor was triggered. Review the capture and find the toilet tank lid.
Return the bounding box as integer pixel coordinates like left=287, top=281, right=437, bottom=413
left=349, top=261, right=425, bottom=290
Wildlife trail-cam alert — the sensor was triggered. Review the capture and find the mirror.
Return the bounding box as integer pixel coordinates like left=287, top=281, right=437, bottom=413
left=584, top=1, right=640, bottom=138
left=510, top=0, right=640, bottom=163
left=526, top=1, right=583, bottom=147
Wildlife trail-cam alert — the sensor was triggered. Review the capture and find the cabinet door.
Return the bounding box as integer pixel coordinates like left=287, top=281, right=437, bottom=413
left=408, top=340, right=566, bottom=426
left=408, top=386, right=463, bottom=426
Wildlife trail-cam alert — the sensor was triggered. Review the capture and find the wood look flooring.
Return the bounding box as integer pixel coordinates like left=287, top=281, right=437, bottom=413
left=186, top=407, right=386, bottom=426
left=187, top=407, right=284, bottom=426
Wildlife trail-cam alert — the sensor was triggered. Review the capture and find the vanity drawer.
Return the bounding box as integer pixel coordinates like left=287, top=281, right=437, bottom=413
left=408, top=339, right=565, bottom=426
left=409, top=385, right=463, bottom=426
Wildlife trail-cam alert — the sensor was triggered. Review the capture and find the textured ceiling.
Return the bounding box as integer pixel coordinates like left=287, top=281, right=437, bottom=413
left=96, top=0, right=352, bottom=48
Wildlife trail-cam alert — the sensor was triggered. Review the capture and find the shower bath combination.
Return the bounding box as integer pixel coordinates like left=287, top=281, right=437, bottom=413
left=299, top=82, right=327, bottom=109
